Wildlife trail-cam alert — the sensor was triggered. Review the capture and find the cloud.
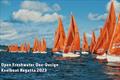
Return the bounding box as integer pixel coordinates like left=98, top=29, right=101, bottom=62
left=88, top=13, right=107, bottom=21
left=88, top=0, right=120, bottom=21
left=52, top=3, right=61, bottom=11
left=21, top=1, right=61, bottom=12
left=0, top=20, right=18, bottom=40
left=13, top=9, right=62, bottom=23
left=0, top=20, right=35, bottom=41
left=21, top=1, right=51, bottom=13
left=12, top=1, right=62, bottom=23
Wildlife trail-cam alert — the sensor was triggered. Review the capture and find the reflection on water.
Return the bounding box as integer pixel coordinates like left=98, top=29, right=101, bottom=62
left=104, top=62, right=120, bottom=80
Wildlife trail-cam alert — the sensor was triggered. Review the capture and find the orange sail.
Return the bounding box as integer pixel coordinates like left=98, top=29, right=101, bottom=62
left=41, top=38, right=47, bottom=52
left=92, top=19, right=109, bottom=54
left=27, top=42, right=30, bottom=52
left=20, top=43, right=25, bottom=52
left=8, top=44, right=18, bottom=52
left=32, top=38, right=39, bottom=52
left=69, top=33, right=80, bottom=52
left=63, top=15, right=80, bottom=53
left=92, top=1, right=116, bottom=55
left=52, top=17, right=66, bottom=52
left=19, top=43, right=28, bottom=52
left=108, top=14, right=120, bottom=55
left=38, top=41, right=41, bottom=52
left=104, top=1, right=116, bottom=51
left=90, top=32, right=96, bottom=52
left=82, top=33, right=89, bottom=52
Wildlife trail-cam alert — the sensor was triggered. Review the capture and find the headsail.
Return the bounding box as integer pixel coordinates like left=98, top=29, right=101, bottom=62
left=82, top=32, right=89, bottom=52
left=90, top=32, right=96, bottom=52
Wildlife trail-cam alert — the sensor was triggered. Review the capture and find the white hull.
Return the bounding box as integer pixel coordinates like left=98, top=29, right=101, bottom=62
left=54, top=52, right=60, bottom=54
left=33, top=51, right=40, bottom=53
left=53, top=52, right=62, bottom=55
left=9, top=51, right=18, bottom=53
left=18, top=51, right=27, bottom=53
left=81, top=51, right=89, bottom=55
left=0, top=49, right=7, bottom=52
left=40, top=51, right=47, bottom=54
left=62, top=52, right=80, bottom=58
left=96, top=53, right=107, bottom=60
left=107, top=54, right=120, bottom=63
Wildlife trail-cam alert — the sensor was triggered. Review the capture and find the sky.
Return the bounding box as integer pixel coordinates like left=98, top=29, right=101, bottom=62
left=0, top=0, right=120, bottom=48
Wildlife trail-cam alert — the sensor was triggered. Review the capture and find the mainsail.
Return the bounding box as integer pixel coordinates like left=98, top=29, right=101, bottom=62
left=90, top=32, right=96, bottom=52
left=52, top=17, right=66, bottom=52
left=32, top=38, right=39, bottom=52
left=108, top=14, right=120, bottom=55
left=92, top=1, right=116, bottom=55
left=41, top=38, right=47, bottom=52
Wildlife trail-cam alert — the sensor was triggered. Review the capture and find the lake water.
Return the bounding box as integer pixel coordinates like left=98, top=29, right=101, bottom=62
left=0, top=51, right=120, bottom=80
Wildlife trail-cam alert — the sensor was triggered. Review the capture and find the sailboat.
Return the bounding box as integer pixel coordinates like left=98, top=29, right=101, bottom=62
left=8, top=44, right=18, bottom=53
left=19, top=43, right=26, bottom=53
left=19, top=42, right=30, bottom=53
left=81, top=32, right=89, bottom=54
left=40, top=38, right=47, bottom=53
left=62, top=15, right=80, bottom=57
left=92, top=1, right=116, bottom=60
left=27, top=42, right=30, bottom=52
left=90, top=31, right=96, bottom=53
left=107, top=14, right=120, bottom=62
left=32, top=38, right=40, bottom=53
left=52, top=16, right=66, bottom=54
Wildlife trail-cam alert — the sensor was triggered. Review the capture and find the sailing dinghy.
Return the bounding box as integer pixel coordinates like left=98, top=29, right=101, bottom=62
left=19, top=42, right=30, bottom=53
left=40, top=38, right=47, bottom=54
left=92, top=1, right=116, bottom=60
left=32, top=38, right=40, bottom=53
left=8, top=44, right=19, bottom=53
left=81, top=32, right=89, bottom=54
left=90, top=31, right=96, bottom=53
left=107, top=14, right=120, bottom=62
left=62, top=15, right=80, bottom=57
left=52, top=16, right=66, bottom=54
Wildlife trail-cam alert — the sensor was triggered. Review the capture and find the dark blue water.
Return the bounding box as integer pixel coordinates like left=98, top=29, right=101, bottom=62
left=0, top=52, right=120, bottom=80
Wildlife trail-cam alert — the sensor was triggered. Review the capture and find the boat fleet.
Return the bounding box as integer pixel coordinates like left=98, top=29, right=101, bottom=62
left=6, top=1, right=120, bottom=62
